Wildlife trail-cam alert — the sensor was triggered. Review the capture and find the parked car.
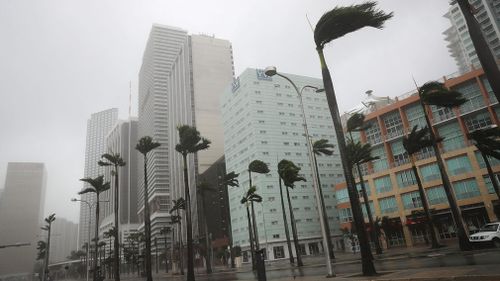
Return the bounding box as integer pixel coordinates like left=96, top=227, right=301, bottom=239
left=469, top=222, right=500, bottom=248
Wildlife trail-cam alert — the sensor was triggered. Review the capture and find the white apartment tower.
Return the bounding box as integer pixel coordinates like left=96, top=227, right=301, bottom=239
left=221, top=69, right=343, bottom=261
left=78, top=108, right=118, bottom=247
left=444, top=0, right=500, bottom=73
left=138, top=24, right=234, bottom=243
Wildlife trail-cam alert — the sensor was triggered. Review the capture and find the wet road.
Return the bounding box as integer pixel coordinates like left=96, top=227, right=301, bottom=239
left=179, top=249, right=500, bottom=281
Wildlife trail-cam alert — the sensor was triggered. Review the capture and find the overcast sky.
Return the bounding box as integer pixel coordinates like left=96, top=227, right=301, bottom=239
left=0, top=0, right=457, bottom=223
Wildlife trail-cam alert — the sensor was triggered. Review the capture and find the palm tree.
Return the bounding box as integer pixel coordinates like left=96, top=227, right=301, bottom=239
left=313, top=2, right=392, bottom=275
left=170, top=198, right=186, bottom=275
left=312, top=139, right=336, bottom=259
left=159, top=227, right=171, bottom=273
left=135, top=136, right=161, bottom=281
left=403, top=126, right=442, bottom=249
left=247, top=160, right=269, bottom=254
left=36, top=240, right=47, bottom=261
left=79, top=176, right=110, bottom=281
left=418, top=81, right=471, bottom=250
left=98, top=153, right=125, bottom=281
left=277, top=164, right=294, bottom=265
left=197, top=181, right=216, bottom=274
left=278, top=160, right=306, bottom=267
left=175, top=125, right=210, bottom=281
left=103, top=227, right=116, bottom=278
left=240, top=186, right=263, bottom=265
left=40, top=213, right=56, bottom=281
left=455, top=0, right=500, bottom=99
left=222, top=171, right=239, bottom=268
left=468, top=127, right=500, bottom=199
left=346, top=113, right=382, bottom=255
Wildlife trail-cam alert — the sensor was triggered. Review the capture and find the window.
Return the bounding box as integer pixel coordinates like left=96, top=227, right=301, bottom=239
left=273, top=246, right=285, bottom=259
left=483, top=175, right=499, bottom=194
left=371, top=146, right=389, bottom=172
left=420, top=163, right=441, bottom=182
left=401, top=191, right=422, bottom=209
left=396, top=169, right=416, bottom=188
left=302, top=196, right=309, bottom=199
left=339, top=208, right=353, bottom=222
left=431, top=105, right=455, bottom=123
left=437, top=122, right=464, bottom=152
left=453, top=179, right=480, bottom=200
left=482, top=77, right=497, bottom=103
left=379, top=196, right=398, bottom=214
left=374, top=175, right=392, bottom=193
left=365, top=121, right=382, bottom=144
left=271, top=221, right=278, bottom=225
left=336, top=188, right=349, bottom=203
left=270, top=208, right=277, bottom=213
left=465, top=111, right=492, bottom=131
left=455, top=80, right=485, bottom=113
left=268, top=197, right=275, bottom=202
left=426, top=185, right=447, bottom=205
left=361, top=201, right=374, bottom=219
left=405, top=104, right=426, bottom=128
left=446, top=155, right=472, bottom=175
left=383, top=111, right=404, bottom=139
left=391, top=140, right=409, bottom=166
left=272, top=234, right=280, bottom=239
left=356, top=181, right=370, bottom=196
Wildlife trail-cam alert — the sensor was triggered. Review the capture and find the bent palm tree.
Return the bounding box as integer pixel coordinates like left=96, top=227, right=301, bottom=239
left=222, top=171, right=239, bottom=268
left=176, top=125, right=210, bottom=281
left=247, top=160, right=269, bottom=252
left=41, top=213, right=55, bottom=281
left=314, top=2, right=392, bottom=275
left=277, top=163, right=295, bottom=265
left=403, top=126, right=442, bottom=249
left=79, top=176, right=110, bottom=281
left=418, top=81, right=471, bottom=251
left=455, top=0, right=500, bottom=100
left=346, top=113, right=382, bottom=255
left=170, top=198, right=186, bottom=275
left=135, top=136, right=161, bottom=281
left=312, top=139, right=336, bottom=259
left=197, top=182, right=216, bottom=274
left=468, top=127, right=500, bottom=199
left=240, top=186, right=263, bottom=265
left=98, top=153, right=125, bottom=281
left=278, top=160, right=306, bottom=267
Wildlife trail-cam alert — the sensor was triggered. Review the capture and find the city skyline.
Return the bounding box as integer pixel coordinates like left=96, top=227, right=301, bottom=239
left=0, top=1, right=458, bottom=223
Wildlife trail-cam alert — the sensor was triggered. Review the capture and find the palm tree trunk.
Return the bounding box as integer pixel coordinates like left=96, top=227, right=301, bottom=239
left=43, top=226, right=52, bottom=281
left=313, top=154, right=336, bottom=259
left=419, top=98, right=472, bottom=250
left=177, top=213, right=184, bottom=275
left=142, top=155, right=154, bottom=281
left=285, top=187, right=303, bottom=266
left=201, top=196, right=212, bottom=274
left=95, top=200, right=100, bottom=281
left=181, top=154, right=195, bottom=281
left=482, top=151, right=500, bottom=200
left=456, top=0, right=500, bottom=100
left=248, top=171, right=260, bottom=250
left=316, top=47, right=376, bottom=275
left=410, top=156, right=441, bottom=248
left=279, top=178, right=294, bottom=264
left=164, top=234, right=168, bottom=273
left=245, top=204, right=256, bottom=269
left=113, top=165, right=121, bottom=281
left=223, top=185, right=235, bottom=269
left=356, top=163, right=382, bottom=255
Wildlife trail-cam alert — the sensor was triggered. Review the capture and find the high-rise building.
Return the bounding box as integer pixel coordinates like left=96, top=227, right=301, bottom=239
left=221, top=68, right=343, bottom=262
left=99, top=119, right=139, bottom=243
left=78, top=108, right=118, bottom=247
left=0, top=162, right=47, bottom=277
left=137, top=24, right=234, bottom=245
left=50, top=218, right=78, bottom=263
left=335, top=68, right=499, bottom=248
left=444, top=0, right=500, bottom=74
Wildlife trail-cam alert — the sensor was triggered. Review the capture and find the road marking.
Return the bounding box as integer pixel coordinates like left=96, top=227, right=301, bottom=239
left=427, top=253, right=444, bottom=257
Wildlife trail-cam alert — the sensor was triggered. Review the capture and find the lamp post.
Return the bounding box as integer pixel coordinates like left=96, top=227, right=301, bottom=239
left=71, top=198, right=109, bottom=281
left=264, top=66, right=335, bottom=277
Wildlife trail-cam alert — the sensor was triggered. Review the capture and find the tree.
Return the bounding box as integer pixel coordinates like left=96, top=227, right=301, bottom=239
left=403, top=126, right=442, bottom=248
left=36, top=240, right=47, bottom=261
left=240, top=186, right=263, bottom=266
left=313, top=1, right=392, bottom=275
left=135, top=136, right=161, bottom=281
left=40, top=213, right=56, bottom=281
left=277, top=163, right=295, bottom=265
left=468, top=127, right=500, bottom=200
left=103, top=227, right=117, bottom=278
left=222, top=171, right=239, bottom=268
left=345, top=113, right=382, bottom=255
left=197, top=181, right=216, bottom=274
left=159, top=227, right=171, bottom=273
left=312, top=139, right=337, bottom=259
left=247, top=160, right=269, bottom=253
left=175, top=125, right=210, bottom=281
left=278, top=160, right=306, bottom=267
left=170, top=198, right=186, bottom=275
left=455, top=0, right=500, bottom=100
left=98, top=153, right=125, bottom=281
left=418, top=81, right=471, bottom=251
left=79, top=176, right=110, bottom=281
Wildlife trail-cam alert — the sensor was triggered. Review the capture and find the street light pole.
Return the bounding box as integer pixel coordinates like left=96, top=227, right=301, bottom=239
left=264, top=66, right=335, bottom=277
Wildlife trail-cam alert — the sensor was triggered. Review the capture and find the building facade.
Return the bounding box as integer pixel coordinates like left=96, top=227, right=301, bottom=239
left=335, top=68, right=499, bottom=248
left=78, top=108, right=118, bottom=247
left=50, top=218, right=78, bottom=263
left=221, top=68, right=344, bottom=262
left=0, top=163, right=47, bottom=277
left=99, top=119, right=140, bottom=245
left=444, top=0, right=500, bottom=74
left=137, top=24, right=234, bottom=252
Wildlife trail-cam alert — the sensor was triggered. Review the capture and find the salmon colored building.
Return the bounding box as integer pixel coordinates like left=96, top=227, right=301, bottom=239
left=335, top=68, right=500, bottom=248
